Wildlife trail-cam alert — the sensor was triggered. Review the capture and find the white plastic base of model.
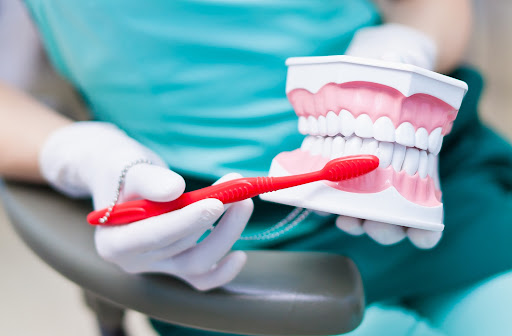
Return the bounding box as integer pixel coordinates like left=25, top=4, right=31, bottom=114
left=286, top=55, right=468, bottom=109
left=260, top=160, right=445, bottom=232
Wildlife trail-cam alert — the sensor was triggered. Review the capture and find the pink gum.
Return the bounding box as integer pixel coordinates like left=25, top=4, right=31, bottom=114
left=275, top=149, right=442, bottom=207
left=288, top=82, right=458, bottom=135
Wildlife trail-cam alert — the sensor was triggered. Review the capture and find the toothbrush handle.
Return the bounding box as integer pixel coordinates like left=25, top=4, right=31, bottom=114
left=87, top=173, right=321, bottom=225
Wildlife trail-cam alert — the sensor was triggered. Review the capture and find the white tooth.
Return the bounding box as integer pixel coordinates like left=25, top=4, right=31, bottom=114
left=298, top=116, right=308, bottom=135
left=339, top=109, right=355, bottom=137
left=308, top=116, right=319, bottom=136
left=403, top=148, right=420, bottom=176
left=330, top=136, right=346, bottom=159
left=322, top=137, right=333, bottom=158
left=345, top=136, right=362, bottom=156
left=391, top=144, right=406, bottom=172
left=432, top=136, right=444, bottom=156
left=427, top=153, right=436, bottom=178
left=300, top=135, right=315, bottom=152
left=376, top=142, right=394, bottom=168
left=310, top=136, right=324, bottom=156
left=373, top=117, right=395, bottom=142
left=418, top=150, right=428, bottom=178
left=415, top=127, right=429, bottom=150
left=354, top=114, right=373, bottom=138
left=361, top=138, right=378, bottom=154
left=318, top=115, right=327, bottom=136
left=431, top=155, right=440, bottom=188
left=428, top=128, right=442, bottom=154
left=326, top=111, right=339, bottom=136
left=395, top=122, right=416, bottom=147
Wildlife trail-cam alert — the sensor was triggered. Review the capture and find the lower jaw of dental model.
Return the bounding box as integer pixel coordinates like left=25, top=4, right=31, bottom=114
left=260, top=56, right=468, bottom=231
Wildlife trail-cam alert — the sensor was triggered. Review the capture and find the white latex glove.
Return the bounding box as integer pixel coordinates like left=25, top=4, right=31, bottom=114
left=339, top=24, right=441, bottom=249
left=345, top=23, right=438, bottom=71
left=40, top=122, right=253, bottom=290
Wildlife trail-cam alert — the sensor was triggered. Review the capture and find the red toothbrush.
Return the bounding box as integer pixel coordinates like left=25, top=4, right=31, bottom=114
left=88, top=155, right=379, bottom=225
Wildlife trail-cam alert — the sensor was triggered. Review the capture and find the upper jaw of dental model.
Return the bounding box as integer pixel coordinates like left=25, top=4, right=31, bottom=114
left=261, top=56, right=468, bottom=231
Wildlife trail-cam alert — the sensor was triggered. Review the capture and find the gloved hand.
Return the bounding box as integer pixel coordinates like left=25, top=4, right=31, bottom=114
left=345, top=23, right=438, bottom=71
left=39, top=122, right=253, bottom=290
left=339, top=24, right=441, bottom=249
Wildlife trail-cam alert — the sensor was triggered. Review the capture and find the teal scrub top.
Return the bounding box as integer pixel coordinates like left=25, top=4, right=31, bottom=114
left=24, top=0, right=380, bottom=179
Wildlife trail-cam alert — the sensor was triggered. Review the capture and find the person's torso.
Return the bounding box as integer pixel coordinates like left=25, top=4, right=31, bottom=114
left=24, top=0, right=380, bottom=179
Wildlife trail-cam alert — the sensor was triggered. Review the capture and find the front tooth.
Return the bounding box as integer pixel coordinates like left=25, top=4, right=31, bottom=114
left=418, top=150, right=428, bottom=178
left=326, top=111, right=339, bottom=136
left=376, top=142, right=394, bottom=168
left=310, top=136, right=324, bottom=156
left=395, top=122, right=416, bottom=147
left=361, top=138, right=378, bottom=154
left=373, top=117, right=395, bottom=142
left=318, top=115, right=327, bottom=136
left=432, top=136, right=444, bottom=155
left=322, top=137, right=333, bottom=158
left=298, top=116, right=308, bottom=135
left=339, top=109, right=355, bottom=137
left=345, top=136, right=362, bottom=156
left=403, top=148, right=420, bottom=176
left=354, top=114, right=373, bottom=138
left=415, top=127, right=429, bottom=150
left=428, top=128, right=442, bottom=154
left=330, top=136, right=346, bottom=159
left=391, top=144, right=406, bottom=172
left=300, top=135, right=315, bottom=152
left=427, top=153, right=436, bottom=177
left=308, top=116, right=319, bottom=136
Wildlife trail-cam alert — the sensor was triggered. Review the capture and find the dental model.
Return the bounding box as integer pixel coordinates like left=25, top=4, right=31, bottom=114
left=260, top=56, right=468, bottom=231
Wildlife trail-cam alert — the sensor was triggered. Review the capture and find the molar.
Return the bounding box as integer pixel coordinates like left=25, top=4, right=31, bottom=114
left=376, top=142, right=394, bottom=168
left=339, top=109, right=355, bottom=137
left=308, top=116, right=319, bottom=136
left=355, top=114, right=373, bottom=138
left=300, top=135, right=315, bottom=152
left=330, top=136, right=346, bottom=159
left=395, top=122, right=416, bottom=147
left=345, top=136, right=362, bottom=156
left=391, top=144, right=406, bottom=172
left=322, top=137, right=333, bottom=158
left=298, top=116, right=308, bottom=135
left=361, top=138, right=378, bottom=154
left=326, top=111, right=338, bottom=136
left=310, top=136, right=324, bottom=156
left=415, top=127, right=429, bottom=151
left=373, top=117, right=395, bottom=142
left=318, top=115, right=327, bottom=136
left=403, top=148, right=420, bottom=176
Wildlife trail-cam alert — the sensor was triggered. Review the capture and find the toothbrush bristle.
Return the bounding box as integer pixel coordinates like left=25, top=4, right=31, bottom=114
left=324, top=155, right=379, bottom=181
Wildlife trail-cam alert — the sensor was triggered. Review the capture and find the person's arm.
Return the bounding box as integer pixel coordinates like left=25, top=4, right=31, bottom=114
left=0, top=82, right=72, bottom=182
left=374, top=0, right=472, bottom=73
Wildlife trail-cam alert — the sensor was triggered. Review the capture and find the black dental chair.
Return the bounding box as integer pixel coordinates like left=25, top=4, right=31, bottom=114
left=0, top=179, right=364, bottom=336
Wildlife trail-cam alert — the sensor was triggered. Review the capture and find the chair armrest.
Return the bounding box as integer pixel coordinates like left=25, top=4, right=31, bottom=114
left=0, top=180, right=364, bottom=336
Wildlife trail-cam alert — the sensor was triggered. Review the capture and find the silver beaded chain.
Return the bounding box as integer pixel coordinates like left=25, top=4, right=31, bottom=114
left=239, top=207, right=311, bottom=241
left=98, top=159, right=152, bottom=224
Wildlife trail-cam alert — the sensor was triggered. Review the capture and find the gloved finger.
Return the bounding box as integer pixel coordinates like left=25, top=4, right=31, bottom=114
left=182, top=251, right=247, bottom=291
left=407, top=228, right=443, bottom=249
left=122, top=164, right=186, bottom=202
left=94, top=198, right=224, bottom=259
left=142, top=229, right=208, bottom=262
left=173, top=198, right=253, bottom=275
left=212, top=172, right=244, bottom=211
left=336, top=216, right=365, bottom=236
left=362, top=220, right=406, bottom=245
